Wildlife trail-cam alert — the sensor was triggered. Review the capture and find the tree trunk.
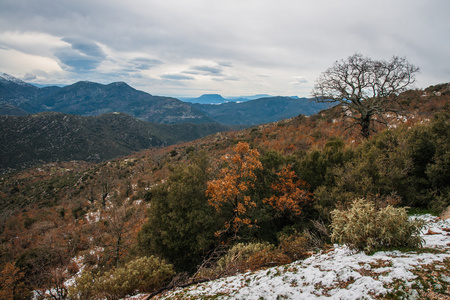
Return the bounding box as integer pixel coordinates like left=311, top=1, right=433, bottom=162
left=114, top=234, right=122, bottom=266
left=360, top=114, right=371, bottom=139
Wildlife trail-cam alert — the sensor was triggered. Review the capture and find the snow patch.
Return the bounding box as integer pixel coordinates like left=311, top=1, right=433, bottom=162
left=0, top=72, right=30, bottom=86
left=156, top=214, right=450, bottom=300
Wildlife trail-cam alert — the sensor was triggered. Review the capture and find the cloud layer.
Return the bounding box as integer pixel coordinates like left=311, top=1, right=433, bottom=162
left=1, top=0, right=449, bottom=97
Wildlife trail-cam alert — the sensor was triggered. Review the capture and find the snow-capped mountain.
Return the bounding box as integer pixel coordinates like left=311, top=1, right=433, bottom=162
left=0, top=72, right=33, bottom=86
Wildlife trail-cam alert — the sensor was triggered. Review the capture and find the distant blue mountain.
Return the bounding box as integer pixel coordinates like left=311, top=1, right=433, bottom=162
left=227, top=94, right=273, bottom=102
left=30, top=83, right=67, bottom=88
left=182, top=94, right=227, bottom=104
left=179, top=93, right=299, bottom=104
left=192, top=96, right=332, bottom=125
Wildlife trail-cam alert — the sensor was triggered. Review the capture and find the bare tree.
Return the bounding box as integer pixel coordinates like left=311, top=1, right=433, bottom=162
left=312, top=53, right=419, bottom=138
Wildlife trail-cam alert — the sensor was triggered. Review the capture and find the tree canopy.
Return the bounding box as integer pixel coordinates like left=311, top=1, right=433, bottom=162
left=206, top=142, right=263, bottom=238
left=312, top=53, right=419, bottom=138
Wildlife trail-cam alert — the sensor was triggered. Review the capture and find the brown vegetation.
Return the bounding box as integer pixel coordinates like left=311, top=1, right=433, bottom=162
left=0, top=83, right=448, bottom=298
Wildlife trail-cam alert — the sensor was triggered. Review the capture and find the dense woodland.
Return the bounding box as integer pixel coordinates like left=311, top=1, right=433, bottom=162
left=0, top=83, right=449, bottom=299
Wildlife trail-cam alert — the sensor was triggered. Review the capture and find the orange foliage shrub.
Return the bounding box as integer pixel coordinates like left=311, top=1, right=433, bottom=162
left=0, top=262, right=29, bottom=299
left=206, top=142, right=263, bottom=236
left=264, top=164, right=313, bottom=215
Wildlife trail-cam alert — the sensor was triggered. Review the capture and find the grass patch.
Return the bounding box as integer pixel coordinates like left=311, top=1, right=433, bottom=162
left=407, top=207, right=438, bottom=216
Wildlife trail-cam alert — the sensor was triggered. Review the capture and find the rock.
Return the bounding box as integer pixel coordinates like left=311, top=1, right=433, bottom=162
left=440, top=206, right=450, bottom=220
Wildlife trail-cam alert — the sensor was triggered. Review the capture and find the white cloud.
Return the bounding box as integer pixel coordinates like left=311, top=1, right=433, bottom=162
left=0, top=48, right=65, bottom=82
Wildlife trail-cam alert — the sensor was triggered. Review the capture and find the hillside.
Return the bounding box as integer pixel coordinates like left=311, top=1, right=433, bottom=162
left=0, top=84, right=448, bottom=299
left=0, top=103, right=29, bottom=115
left=192, top=96, right=331, bottom=125
left=0, top=72, right=40, bottom=105
left=0, top=112, right=229, bottom=173
left=148, top=215, right=450, bottom=299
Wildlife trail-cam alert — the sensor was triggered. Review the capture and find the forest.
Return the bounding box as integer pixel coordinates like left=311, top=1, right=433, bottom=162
left=0, top=82, right=449, bottom=299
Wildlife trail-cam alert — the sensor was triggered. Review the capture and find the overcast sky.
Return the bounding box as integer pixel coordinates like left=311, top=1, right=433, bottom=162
left=0, top=0, right=449, bottom=97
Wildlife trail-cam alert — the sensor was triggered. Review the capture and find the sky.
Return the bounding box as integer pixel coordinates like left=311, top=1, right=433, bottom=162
left=0, top=0, right=449, bottom=98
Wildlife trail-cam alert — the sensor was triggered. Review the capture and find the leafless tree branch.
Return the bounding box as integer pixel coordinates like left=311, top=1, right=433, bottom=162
left=312, top=53, right=419, bottom=138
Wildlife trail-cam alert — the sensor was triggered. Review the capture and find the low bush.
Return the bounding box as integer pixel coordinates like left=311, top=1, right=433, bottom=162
left=278, top=231, right=312, bottom=261
left=69, top=256, right=175, bottom=300
left=209, top=234, right=315, bottom=277
left=216, top=242, right=280, bottom=275
left=330, top=198, right=424, bottom=253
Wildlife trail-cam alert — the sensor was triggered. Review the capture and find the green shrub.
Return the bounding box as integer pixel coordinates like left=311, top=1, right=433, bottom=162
left=406, top=112, right=450, bottom=208
left=330, top=198, right=424, bottom=253
left=69, top=256, right=175, bottom=300
left=313, top=127, right=420, bottom=220
left=137, top=154, right=219, bottom=273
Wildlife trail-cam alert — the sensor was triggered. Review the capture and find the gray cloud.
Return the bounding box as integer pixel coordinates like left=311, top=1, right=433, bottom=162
left=62, top=37, right=105, bottom=58
left=54, top=37, right=106, bottom=72
left=161, top=73, right=195, bottom=81
left=130, top=57, right=163, bottom=70
left=291, top=76, right=308, bottom=85
left=22, top=73, right=36, bottom=81
left=54, top=49, right=102, bottom=72
left=189, top=65, right=224, bottom=75
left=218, top=61, right=233, bottom=68
left=182, top=65, right=226, bottom=78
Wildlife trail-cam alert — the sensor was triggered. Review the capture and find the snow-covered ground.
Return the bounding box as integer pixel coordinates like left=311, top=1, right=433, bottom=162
left=150, top=214, right=450, bottom=300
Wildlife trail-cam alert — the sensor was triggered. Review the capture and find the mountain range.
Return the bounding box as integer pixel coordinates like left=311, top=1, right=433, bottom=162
left=191, top=96, right=328, bottom=125
left=0, top=73, right=214, bottom=124
left=0, top=73, right=329, bottom=126
left=179, top=93, right=274, bottom=104
left=0, top=72, right=330, bottom=172
left=180, top=93, right=295, bottom=104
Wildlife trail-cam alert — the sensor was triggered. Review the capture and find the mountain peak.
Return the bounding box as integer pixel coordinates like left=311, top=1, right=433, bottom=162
left=198, top=94, right=225, bottom=100
left=108, top=81, right=130, bottom=87
left=186, top=94, right=226, bottom=104
left=71, top=80, right=99, bottom=86
left=0, top=72, right=33, bottom=87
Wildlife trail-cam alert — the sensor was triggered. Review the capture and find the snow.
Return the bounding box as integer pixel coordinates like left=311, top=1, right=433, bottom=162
left=153, top=214, right=450, bottom=300
left=0, top=72, right=29, bottom=86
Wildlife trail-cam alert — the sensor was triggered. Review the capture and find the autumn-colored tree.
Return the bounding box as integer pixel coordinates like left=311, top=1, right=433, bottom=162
left=0, top=262, right=29, bottom=299
left=89, top=199, right=147, bottom=268
left=206, top=142, right=263, bottom=237
left=264, top=164, right=313, bottom=216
